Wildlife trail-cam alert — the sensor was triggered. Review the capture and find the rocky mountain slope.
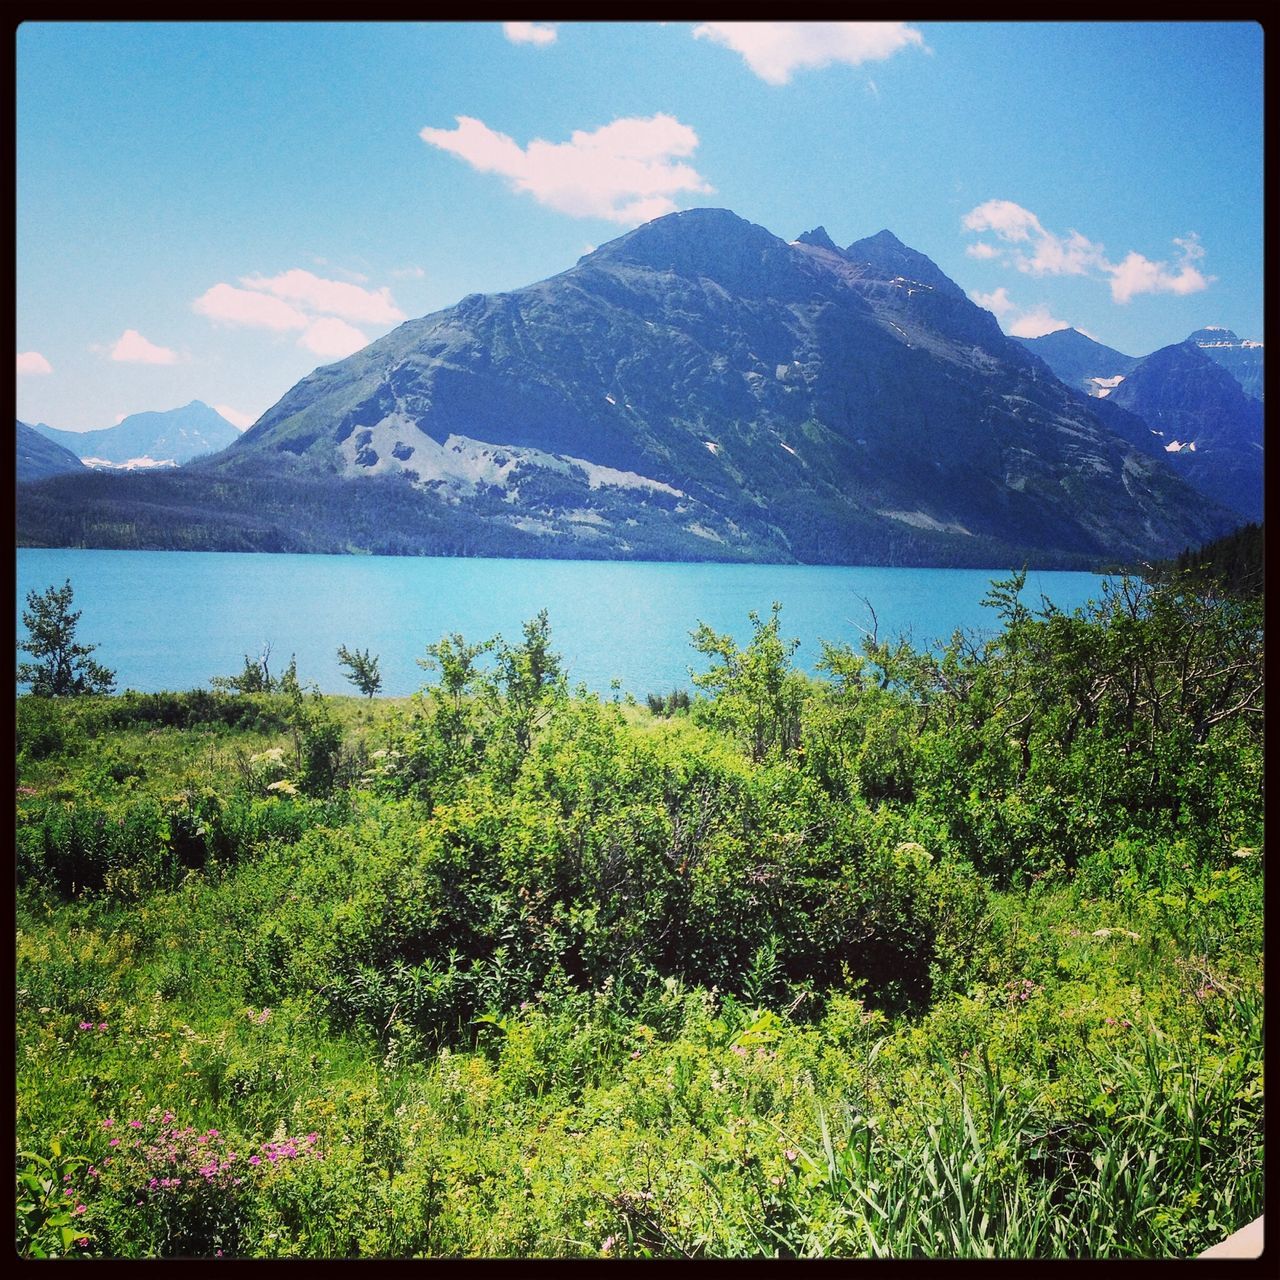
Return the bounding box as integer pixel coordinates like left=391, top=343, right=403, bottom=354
left=31, top=401, right=240, bottom=468
left=20, top=210, right=1243, bottom=566
left=1188, top=327, right=1264, bottom=401
left=16, top=419, right=86, bottom=483
left=1108, top=341, right=1264, bottom=522
left=1015, top=329, right=1138, bottom=399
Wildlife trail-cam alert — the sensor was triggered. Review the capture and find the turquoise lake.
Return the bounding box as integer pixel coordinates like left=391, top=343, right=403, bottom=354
left=16, top=549, right=1108, bottom=698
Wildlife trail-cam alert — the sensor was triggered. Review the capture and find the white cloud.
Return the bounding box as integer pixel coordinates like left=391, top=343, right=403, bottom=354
left=239, top=269, right=405, bottom=325
left=213, top=403, right=256, bottom=430
left=114, top=412, right=127, bottom=425
left=963, top=199, right=1045, bottom=245
left=963, top=200, right=1214, bottom=304
left=1108, top=234, right=1211, bottom=304
left=970, top=287, right=1070, bottom=338
left=970, top=286, right=1016, bottom=318
left=110, top=329, right=180, bottom=364
left=194, top=282, right=310, bottom=331
left=503, top=21, right=557, bottom=46
left=420, top=113, right=713, bottom=224
left=299, top=317, right=369, bottom=359
left=17, top=351, right=52, bottom=375
left=693, top=22, right=926, bottom=85
left=1006, top=305, right=1071, bottom=339
left=391, top=264, right=426, bottom=280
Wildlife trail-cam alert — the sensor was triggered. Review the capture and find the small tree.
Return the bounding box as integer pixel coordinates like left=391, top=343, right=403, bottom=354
left=337, top=644, right=382, bottom=699
left=16, top=580, right=115, bottom=697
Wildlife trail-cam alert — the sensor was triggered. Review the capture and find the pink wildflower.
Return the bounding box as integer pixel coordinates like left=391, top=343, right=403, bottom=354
left=102, top=1119, right=114, bottom=1129
left=109, top=1138, right=119, bottom=1147
left=79, top=1021, right=93, bottom=1030
left=97, top=1023, right=107, bottom=1032
left=248, top=1156, right=260, bottom=1166
left=77, top=1238, right=89, bottom=1249
left=129, top=1120, right=142, bottom=1129
left=74, top=1205, right=86, bottom=1215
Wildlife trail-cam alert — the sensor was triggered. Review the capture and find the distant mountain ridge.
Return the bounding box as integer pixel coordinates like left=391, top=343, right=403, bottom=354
left=1015, top=329, right=1138, bottom=398
left=20, top=209, right=1241, bottom=566
left=16, top=420, right=87, bottom=483
left=31, top=401, right=240, bottom=468
left=1188, top=327, right=1264, bottom=401
left=1108, top=341, right=1263, bottom=522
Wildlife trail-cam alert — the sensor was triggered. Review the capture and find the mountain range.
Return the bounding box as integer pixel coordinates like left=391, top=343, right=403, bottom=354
left=1020, top=329, right=1263, bottom=522
left=16, top=420, right=87, bottom=483
left=28, top=401, right=240, bottom=469
left=18, top=210, right=1255, bottom=566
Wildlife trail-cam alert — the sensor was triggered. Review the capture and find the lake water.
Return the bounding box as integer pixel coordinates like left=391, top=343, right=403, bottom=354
left=16, top=549, right=1107, bottom=698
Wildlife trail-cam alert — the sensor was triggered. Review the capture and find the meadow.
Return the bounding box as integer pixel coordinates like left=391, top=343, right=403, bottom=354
left=14, top=572, right=1263, bottom=1258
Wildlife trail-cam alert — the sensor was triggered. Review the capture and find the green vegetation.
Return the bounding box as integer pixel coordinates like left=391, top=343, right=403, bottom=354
left=1159, top=521, right=1263, bottom=598
left=14, top=572, right=1263, bottom=1258
left=16, top=580, right=115, bottom=697
left=337, top=645, right=383, bottom=699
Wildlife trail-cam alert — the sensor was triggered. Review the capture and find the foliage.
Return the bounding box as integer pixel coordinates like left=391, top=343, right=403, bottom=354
left=14, top=578, right=1264, bottom=1257
left=337, top=645, right=382, bottom=699
left=16, top=579, right=116, bottom=697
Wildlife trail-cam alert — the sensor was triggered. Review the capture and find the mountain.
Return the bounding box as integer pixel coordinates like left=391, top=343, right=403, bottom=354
left=20, top=210, right=1240, bottom=566
left=1015, top=328, right=1138, bottom=398
left=31, top=401, right=241, bottom=468
left=1108, top=340, right=1264, bottom=522
left=16, top=419, right=87, bottom=483
left=1188, top=327, right=1264, bottom=401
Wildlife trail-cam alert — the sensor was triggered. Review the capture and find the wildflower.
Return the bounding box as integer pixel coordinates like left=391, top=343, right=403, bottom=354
left=631, top=1048, right=643, bottom=1060
left=101, top=1118, right=114, bottom=1129
left=601, top=1235, right=617, bottom=1255
left=88, top=1166, right=98, bottom=1178
left=74, top=1205, right=87, bottom=1215
left=98, top=1023, right=108, bottom=1032
left=248, top=1156, right=260, bottom=1166
left=784, top=1149, right=799, bottom=1163
left=109, top=1138, right=120, bottom=1147
left=79, top=1021, right=93, bottom=1030
left=129, top=1119, right=142, bottom=1129
left=77, top=1238, right=89, bottom=1249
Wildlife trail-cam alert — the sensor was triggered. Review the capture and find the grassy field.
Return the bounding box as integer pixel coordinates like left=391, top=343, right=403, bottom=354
left=15, top=577, right=1264, bottom=1257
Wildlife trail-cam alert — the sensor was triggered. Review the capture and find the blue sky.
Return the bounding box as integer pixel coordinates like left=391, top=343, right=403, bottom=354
left=16, top=20, right=1263, bottom=432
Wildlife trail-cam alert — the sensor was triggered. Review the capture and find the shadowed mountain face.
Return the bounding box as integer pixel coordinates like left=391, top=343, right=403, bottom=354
left=1188, top=328, right=1264, bottom=401
left=22, top=210, right=1241, bottom=565
left=1108, top=341, right=1264, bottom=522
left=16, top=420, right=86, bottom=483
left=200, top=209, right=1233, bottom=565
left=31, top=401, right=240, bottom=468
left=1015, top=329, right=1138, bottom=399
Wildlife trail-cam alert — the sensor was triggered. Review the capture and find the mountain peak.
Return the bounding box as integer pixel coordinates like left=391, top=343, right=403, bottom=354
left=795, top=226, right=839, bottom=252
left=844, top=228, right=965, bottom=300
left=853, top=228, right=907, bottom=250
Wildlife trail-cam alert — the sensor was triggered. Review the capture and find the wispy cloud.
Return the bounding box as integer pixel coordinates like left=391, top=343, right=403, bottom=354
left=963, top=200, right=1213, bottom=303
left=212, top=403, right=256, bottom=430
left=194, top=283, right=310, bottom=331
left=110, top=329, right=179, bottom=364
left=693, top=22, right=926, bottom=85
left=970, top=287, right=1071, bottom=338
left=502, top=22, right=558, bottom=47
left=17, top=350, right=52, bottom=375
left=239, top=269, right=405, bottom=325
left=391, top=264, right=426, bottom=280
left=299, top=317, right=369, bottom=359
left=420, top=113, right=713, bottom=224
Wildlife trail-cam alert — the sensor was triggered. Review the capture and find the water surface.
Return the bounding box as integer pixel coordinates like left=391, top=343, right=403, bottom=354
left=17, top=549, right=1107, bottom=697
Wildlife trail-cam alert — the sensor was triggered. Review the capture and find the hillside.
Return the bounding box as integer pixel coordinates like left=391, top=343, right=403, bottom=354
left=19, top=210, right=1242, bottom=566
